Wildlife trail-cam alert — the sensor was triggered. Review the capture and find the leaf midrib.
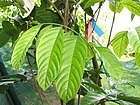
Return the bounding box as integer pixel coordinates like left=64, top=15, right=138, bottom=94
left=65, top=37, right=78, bottom=100
left=45, top=28, right=62, bottom=86
left=121, top=1, right=140, bottom=15
left=119, top=33, right=127, bottom=57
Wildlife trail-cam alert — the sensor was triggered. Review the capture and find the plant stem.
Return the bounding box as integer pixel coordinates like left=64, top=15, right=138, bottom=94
left=64, top=0, right=69, bottom=32
left=61, top=99, right=64, bottom=105
left=91, top=3, right=105, bottom=105
left=64, top=1, right=75, bottom=104
left=107, top=4, right=116, bottom=47
left=85, top=12, right=87, bottom=39
left=27, top=56, right=44, bottom=105
left=48, top=0, right=65, bottom=23
left=73, top=1, right=78, bottom=30
left=77, top=88, right=81, bottom=105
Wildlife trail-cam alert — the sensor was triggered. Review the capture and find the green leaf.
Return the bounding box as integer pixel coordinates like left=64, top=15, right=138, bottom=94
left=0, top=74, right=26, bottom=81
left=131, top=13, right=135, bottom=21
left=96, top=47, right=123, bottom=80
left=128, top=29, right=140, bottom=53
left=0, top=30, right=11, bottom=47
left=135, top=26, right=140, bottom=37
left=84, top=0, right=103, bottom=9
left=76, top=0, right=84, bottom=8
left=2, top=21, right=18, bottom=36
left=2, top=21, right=19, bottom=44
left=83, top=80, right=105, bottom=94
left=135, top=52, right=140, bottom=68
left=40, top=0, right=49, bottom=8
left=34, top=7, right=62, bottom=23
left=54, top=0, right=65, bottom=10
left=81, top=91, right=140, bottom=105
left=55, top=34, right=86, bottom=102
left=121, top=0, right=140, bottom=16
left=109, top=2, right=124, bottom=13
left=112, top=31, right=128, bottom=58
left=0, top=1, right=12, bottom=7
left=117, top=93, right=140, bottom=104
left=80, top=2, right=93, bottom=16
left=36, top=26, right=64, bottom=90
left=81, top=92, right=106, bottom=105
left=86, top=42, right=96, bottom=59
left=11, top=24, right=42, bottom=69
left=0, top=85, right=9, bottom=94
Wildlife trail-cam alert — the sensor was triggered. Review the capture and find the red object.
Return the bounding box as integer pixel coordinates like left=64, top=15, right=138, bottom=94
left=88, top=21, right=93, bottom=42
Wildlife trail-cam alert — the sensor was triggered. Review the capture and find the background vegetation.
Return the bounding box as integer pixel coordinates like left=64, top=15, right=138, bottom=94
left=0, top=0, right=140, bottom=105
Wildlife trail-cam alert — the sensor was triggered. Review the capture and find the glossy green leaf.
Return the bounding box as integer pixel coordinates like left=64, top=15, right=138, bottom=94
left=0, top=1, right=12, bottom=7
left=54, top=0, right=65, bottom=10
left=121, top=0, right=140, bottom=16
left=0, top=74, right=26, bottom=81
left=2, top=21, right=18, bottom=36
left=0, top=30, right=11, bottom=47
left=2, top=21, right=19, bottom=44
left=81, top=91, right=140, bottom=105
left=128, top=29, right=140, bottom=53
left=55, top=34, right=86, bottom=102
left=135, top=52, right=140, bottom=68
left=84, top=0, right=103, bottom=9
left=131, top=13, right=135, bottom=21
left=11, top=24, right=42, bottom=69
left=40, top=0, right=50, bottom=8
left=36, top=26, right=64, bottom=90
left=81, top=92, right=106, bottom=105
left=96, top=47, right=123, bottom=80
left=80, top=2, right=93, bottom=16
left=117, top=93, right=140, bottom=104
left=76, top=0, right=84, bottom=8
left=34, top=7, right=62, bottom=23
left=86, top=42, right=96, bottom=59
left=112, top=31, right=128, bottom=58
left=0, top=85, right=9, bottom=94
left=135, top=26, right=140, bottom=37
left=83, top=80, right=105, bottom=94
left=109, top=2, right=124, bottom=13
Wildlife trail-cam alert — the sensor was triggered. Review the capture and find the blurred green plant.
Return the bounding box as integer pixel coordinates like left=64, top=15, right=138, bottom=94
left=0, top=0, right=140, bottom=105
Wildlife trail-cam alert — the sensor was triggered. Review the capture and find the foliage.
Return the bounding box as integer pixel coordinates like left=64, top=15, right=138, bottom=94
left=111, top=31, right=129, bottom=58
left=109, top=1, right=124, bottom=13
left=36, top=26, right=64, bottom=90
left=11, top=24, right=42, bottom=70
left=112, top=26, right=140, bottom=69
left=0, top=29, right=10, bottom=47
left=0, top=73, right=27, bottom=94
left=0, top=0, right=140, bottom=104
left=121, top=0, right=140, bottom=16
left=84, top=0, right=104, bottom=9
left=55, top=34, right=86, bottom=102
left=81, top=90, right=140, bottom=105
left=96, top=47, right=123, bottom=80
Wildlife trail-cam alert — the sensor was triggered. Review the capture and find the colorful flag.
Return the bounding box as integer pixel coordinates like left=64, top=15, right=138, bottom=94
left=87, top=17, right=104, bottom=42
